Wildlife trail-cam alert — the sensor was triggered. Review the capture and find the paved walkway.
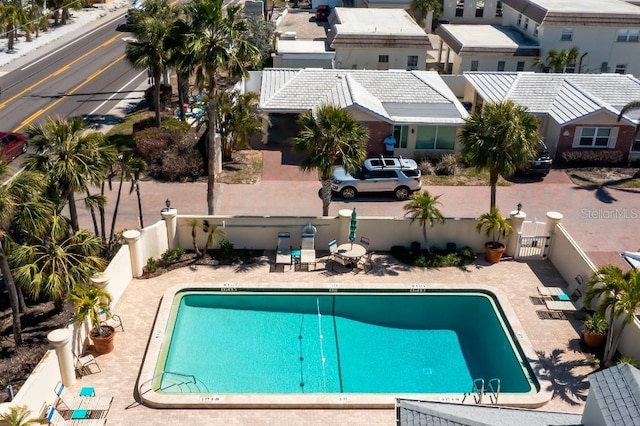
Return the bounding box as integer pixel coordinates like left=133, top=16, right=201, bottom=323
left=68, top=257, right=593, bottom=425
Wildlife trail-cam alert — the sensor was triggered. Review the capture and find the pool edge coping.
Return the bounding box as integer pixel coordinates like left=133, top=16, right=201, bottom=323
left=137, top=282, right=554, bottom=409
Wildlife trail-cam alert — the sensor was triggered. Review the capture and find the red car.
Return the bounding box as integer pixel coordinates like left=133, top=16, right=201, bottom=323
left=0, top=132, right=27, bottom=163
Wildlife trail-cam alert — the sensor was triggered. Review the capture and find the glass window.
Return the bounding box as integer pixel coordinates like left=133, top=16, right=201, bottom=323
left=579, top=127, right=611, bottom=147
left=524, top=18, right=529, bottom=30
left=456, top=0, right=464, bottom=17
left=407, top=56, right=418, bottom=70
left=415, top=126, right=456, bottom=150
left=601, top=62, right=609, bottom=73
left=561, top=28, right=573, bottom=41
left=497, top=61, right=505, bottom=71
left=393, top=126, right=408, bottom=148
left=517, top=13, right=522, bottom=25
left=615, top=64, right=627, bottom=74
left=378, top=55, right=389, bottom=63
left=516, top=61, right=525, bottom=71
left=470, top=60, right=479, bottom=71
left=495, top=0, right=503, bottom=17
left=534, top=24, right=539, bottom=36
left=617, top=29, right=640, bottom=42
left=633, top=135, right=640, bottom=152
left=475, top=0, right=484, bottom=17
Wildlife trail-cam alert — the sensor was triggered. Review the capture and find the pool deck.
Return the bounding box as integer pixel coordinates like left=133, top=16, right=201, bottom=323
left=68, top=255, right=593, bottom=425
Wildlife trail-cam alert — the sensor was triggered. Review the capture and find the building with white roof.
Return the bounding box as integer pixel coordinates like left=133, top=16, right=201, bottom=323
left=251, top=68, right=468, bottom=157
left=463, top=72, right=640, bottom=163
left=435, top=0, right=640, bottom=75
left=328, top=8, right=432, bottom=71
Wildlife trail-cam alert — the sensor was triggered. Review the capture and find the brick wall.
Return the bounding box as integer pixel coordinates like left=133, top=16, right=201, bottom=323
left=361, top=121, right=394, bottom=156
left=556, top=124, right=631, bottom=164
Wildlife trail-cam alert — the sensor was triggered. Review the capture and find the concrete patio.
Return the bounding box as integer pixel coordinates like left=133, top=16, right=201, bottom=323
left=65, top=254, right=594, bottom=425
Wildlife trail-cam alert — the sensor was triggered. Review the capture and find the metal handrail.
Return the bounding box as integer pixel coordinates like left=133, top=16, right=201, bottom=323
left=472, top=378, right=485, bottom=404
left=138, top=371, right=198, bottom=395
left=488, top=378, right=501, bottom=404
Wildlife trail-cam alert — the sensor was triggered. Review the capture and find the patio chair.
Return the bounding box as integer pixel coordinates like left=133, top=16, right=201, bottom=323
left=359, top=237, right=371, bottom=251
left=73, top=351, right=101, bottom=376
left=275, top=232, right=292, bottom=271
left=328, top=240, right=351, bottom=268
left=46, top=405, right=107, bottom=426
left=99, top=308, right=124, bottom=332
left=54, top=382, right=113, bottom=412
left=537, top=278, right=582, bottom=299
left=544, top=295, right=586, bottom=313
left=300, top=233, right=316, bottom=271
left=356, top=250, right=375, bottom=273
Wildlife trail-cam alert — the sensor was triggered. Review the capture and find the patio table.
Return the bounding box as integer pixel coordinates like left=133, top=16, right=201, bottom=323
left=337, top=243, right=366, bottom=266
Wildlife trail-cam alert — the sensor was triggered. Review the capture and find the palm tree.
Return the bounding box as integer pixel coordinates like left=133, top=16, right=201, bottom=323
left=533, top=47, right=580, bottom=73
left=10, top=213, right=105, bottom=304
left=178, top=0, right=261, bottom=214
left=459, top=100, right=540, bottom=209
left=0, top=405, right=47, bottom=425
left=291, top=104, right=369, bottom=216
left=24, top=117, right=113, bottom=233
left=216, top=90, right=267, bottom=161
left=585, top=265, right=640, bottom=366
left=409, top=0, right=441, bottom=29
left=617, top=101, right=640, bottom=139
left=0, top=3, right=22, bottom=51
left=0, top=161, right=50, bottom=347
left=125, top=0, right=177, bottom=128
left=403, top=191, right=445, bottom=254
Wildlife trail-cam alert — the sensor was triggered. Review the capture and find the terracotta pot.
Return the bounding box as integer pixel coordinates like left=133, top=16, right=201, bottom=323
left=91, top=325, right=116, bottom=354
left=484, top=242, right=506, bottom=264
left=584, top=331, right=606, bottom=348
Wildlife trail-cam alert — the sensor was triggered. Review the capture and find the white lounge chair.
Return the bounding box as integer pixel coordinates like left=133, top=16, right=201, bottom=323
left=300, top=233, right=316, bottom=271
left=46, top=406, right=106, bottom=426
left=544, top=296, right=586, bottom=313
left=99, top=308, right=124, bottom=332
left=275, top=232, right=292, bottom=271
left=54, top=382, right=113, bottom=412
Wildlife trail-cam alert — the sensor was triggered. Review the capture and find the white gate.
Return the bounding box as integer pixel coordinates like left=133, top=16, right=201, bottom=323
left=515, top=219, right=549, bottom=260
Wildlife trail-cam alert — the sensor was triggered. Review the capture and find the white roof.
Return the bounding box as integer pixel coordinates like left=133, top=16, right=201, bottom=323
left=464, top=72, right=640, bottom=125
left=259, top=69, right=469, bottom=124
left=276, top=40, right=329, bottom=54
left=529, top=0, right=640, bottom=14
left=332, top=8, right=426, bottom=36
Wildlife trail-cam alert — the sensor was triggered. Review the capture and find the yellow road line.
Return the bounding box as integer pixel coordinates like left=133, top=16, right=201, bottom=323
left=14, top=54, right=126, bottom=132
left=0, top=33, right=123, bottom=111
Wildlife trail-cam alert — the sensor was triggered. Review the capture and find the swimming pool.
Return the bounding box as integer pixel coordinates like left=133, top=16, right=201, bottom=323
left=139, top=285, right=549, bottom=408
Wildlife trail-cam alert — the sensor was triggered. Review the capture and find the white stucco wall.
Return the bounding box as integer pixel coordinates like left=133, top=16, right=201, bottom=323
left=441, top=0, right=503, bottom=24
left=334, top=47, right=427, bottom=71
left=140, top=220, right=169, bottom=262
left=547, top=224, right=598, bottom=296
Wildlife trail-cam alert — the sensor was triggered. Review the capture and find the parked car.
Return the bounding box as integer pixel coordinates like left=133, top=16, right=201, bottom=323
left=332, top=157, right=422, bottom=200
left=520, top=141, right=552, bottom=176
left=0, top=132, right=27, bottom=162
left=315, top=5, right=331, bottom=21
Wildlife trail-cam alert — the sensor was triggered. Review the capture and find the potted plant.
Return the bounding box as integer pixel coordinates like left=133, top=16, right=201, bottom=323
left=475, top=207, right=513, bottom=264
left=69, top=285, right=116, bottom=354
left=582, top=313, right=608, bottom=348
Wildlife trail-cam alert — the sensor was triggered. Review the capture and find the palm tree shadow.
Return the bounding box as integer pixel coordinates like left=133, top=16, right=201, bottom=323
left=534, top=348, right=590, bottom=406
left=595, top=186, right=617, bottom=203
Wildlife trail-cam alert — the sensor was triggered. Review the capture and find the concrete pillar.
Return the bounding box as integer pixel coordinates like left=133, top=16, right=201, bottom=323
left=47, top=328, right=76, bottom=387
left=123, top=230, right=143, bottom=278
left=444, top=48, right=451, bottom=73
left=437, top=39, right=443, bottom=63
left=544, top=211, right=563, bottom=237
left=338, top=209, right=353, bottom=245
left=215, top=133, right=222, bottom=175
left=506, top=209, right=527, bottom=257
left=161, top=208, right=178, bottom=249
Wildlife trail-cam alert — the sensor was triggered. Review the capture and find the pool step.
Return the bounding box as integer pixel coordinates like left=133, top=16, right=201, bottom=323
left=160, top=375, right=209, bottom=393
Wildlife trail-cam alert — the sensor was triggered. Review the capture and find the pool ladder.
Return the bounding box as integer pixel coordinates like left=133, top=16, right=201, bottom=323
left=467, top=377, right=501, bottom=404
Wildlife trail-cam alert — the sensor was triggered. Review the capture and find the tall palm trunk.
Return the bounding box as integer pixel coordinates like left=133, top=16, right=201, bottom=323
left=135, top=183, right=144, bottom=228
left=109, top=175, right=125, bottom=243
left=100, top=182, right=107, bottom=241
left=86, top=189, right=100, bottom=236
left=489, top=170, right=499, bottom=210
left=177, top=72, right=186, bottom=122
left=206, top=74, right=218, bottom=215
left=153, top=65, right=162, bottom=127
left=0, top=245, right=22, bottom=347
left=321, top=179, right=332, bottom=216
left=68, top=191, right=79, bottom=232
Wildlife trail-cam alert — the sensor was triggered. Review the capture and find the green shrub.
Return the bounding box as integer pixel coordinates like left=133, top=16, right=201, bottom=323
left=162, top=118, right=191, bottom=133
left=161, top=247, right=186, bottom=264
left=390, top=245, right=476, bottom=267
left=436, top=154, right=459, bottom=176
left=219, top=239, right=235, bottom=259
left=560, top=149, right=624, bottom=165
left=145, top=257, right=158, bottom=274
left=418, top=159, right=436, bottom=176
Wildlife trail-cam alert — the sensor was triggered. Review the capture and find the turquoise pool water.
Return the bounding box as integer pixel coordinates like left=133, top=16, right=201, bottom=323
left=158, top=290, right=537, bottom=395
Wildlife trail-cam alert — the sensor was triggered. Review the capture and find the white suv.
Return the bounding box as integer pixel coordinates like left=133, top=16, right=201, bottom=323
left=331, top=157, right=422, bottom=200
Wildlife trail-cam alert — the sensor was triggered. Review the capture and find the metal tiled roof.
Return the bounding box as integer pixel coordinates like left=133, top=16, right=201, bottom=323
left=397, top=400, right=583, bottom=426
left=589, top=363, right=640, bottom=426
left=259, top=69, right=468, bottom=124
left=464, top=72, right=640, bottom=125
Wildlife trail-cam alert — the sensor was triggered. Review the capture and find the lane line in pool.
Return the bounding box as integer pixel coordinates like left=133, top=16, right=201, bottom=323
left=316, top=297, right=327, bottom=393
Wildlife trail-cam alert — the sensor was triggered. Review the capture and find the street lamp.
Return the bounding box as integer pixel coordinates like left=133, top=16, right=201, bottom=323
left=517, top=202, right=522, bottom=214
left=162, top=199, right=171, bottom=212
